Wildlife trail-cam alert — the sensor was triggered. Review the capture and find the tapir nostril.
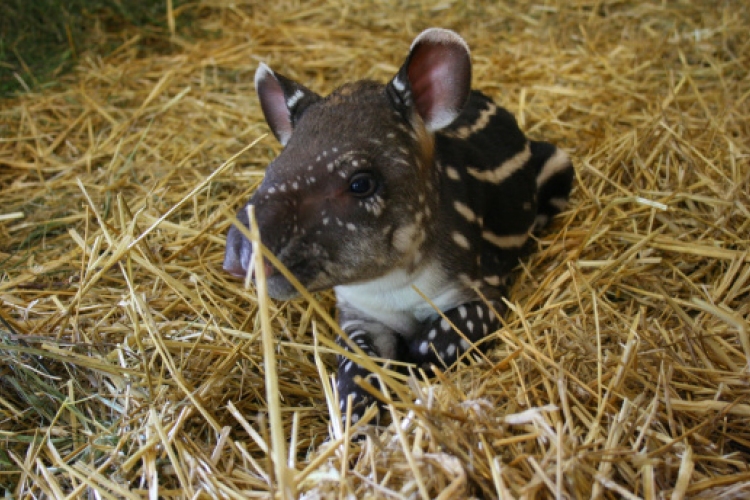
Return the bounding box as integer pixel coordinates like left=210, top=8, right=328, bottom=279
left=223, top=250, right=248, bottom=278
left=223, top=251, right=246, bottom=277
left=223, top=253, right=277, bottom=281
left=223, top=223, right=279, bottom=280
left=223, top=225, right=252, bottom=278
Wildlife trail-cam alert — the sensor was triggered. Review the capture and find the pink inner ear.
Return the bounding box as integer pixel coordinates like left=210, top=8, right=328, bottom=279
left=256, top=67, right=293, bottom=145
left=407, top=42, right=470, bottom=131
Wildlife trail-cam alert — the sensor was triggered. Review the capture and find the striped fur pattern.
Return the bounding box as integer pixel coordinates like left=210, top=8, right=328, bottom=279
left=224, top=28, right=573, bottom=427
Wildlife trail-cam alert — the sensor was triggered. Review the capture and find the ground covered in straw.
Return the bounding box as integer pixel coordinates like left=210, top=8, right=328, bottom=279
left=1, top=0, right=749, bottom=498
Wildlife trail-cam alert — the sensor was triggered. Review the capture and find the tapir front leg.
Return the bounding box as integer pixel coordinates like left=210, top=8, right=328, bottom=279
left=336, top=313, right=403, bottom=426
left=407, top=300, right=505, bottom=370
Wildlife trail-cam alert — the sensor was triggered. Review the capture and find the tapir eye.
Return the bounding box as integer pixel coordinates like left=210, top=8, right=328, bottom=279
left=348, top=172, right=378, bottom=197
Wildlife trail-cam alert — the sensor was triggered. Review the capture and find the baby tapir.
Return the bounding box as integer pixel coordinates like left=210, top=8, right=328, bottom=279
left=224, top=28, right=573, bottom=425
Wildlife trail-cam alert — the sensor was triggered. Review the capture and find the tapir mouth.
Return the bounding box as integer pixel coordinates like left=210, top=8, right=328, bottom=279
left=224, top=224, right=327, bottom=299
left=224, top=222, right=278, bottom=280
left=223, top=253, right=306, bottom=295
left=223, top=257, right=275, bottom=280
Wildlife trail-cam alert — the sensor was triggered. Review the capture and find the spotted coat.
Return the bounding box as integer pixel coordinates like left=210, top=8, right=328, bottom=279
left=224, top=28, right=574, bottom=426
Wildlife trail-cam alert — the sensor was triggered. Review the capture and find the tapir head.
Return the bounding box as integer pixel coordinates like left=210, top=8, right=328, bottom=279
left=223, top=28, right=471, bottom=299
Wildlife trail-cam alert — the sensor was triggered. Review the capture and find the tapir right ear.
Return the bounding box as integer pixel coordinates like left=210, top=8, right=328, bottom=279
left=387, top=28, right=471, bottom=132
left=255, top=63, right=321, bottom=146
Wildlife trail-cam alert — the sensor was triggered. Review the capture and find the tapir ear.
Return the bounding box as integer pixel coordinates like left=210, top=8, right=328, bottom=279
left=387, top=28, right=471, bottom=132
left=255, top=63, right=321, bottom=146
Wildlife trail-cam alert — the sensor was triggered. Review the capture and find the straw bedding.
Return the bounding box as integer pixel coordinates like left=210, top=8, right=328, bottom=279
left=1, top=0, right=749, bottom=497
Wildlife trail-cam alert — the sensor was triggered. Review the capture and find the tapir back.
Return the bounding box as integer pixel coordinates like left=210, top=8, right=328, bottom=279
left=429, top=90, right=572, bottom=290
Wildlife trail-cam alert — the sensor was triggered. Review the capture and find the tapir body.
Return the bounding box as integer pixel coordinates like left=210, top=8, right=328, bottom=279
left=224, top=28, right=573, bottom=424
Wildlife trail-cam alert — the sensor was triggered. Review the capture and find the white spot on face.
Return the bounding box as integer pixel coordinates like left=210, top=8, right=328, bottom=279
left=476, top=306, right=483, bottom=319
left=446, top=344, right=456, bottom=357
left=391, top=223, right=418, bottom=253
left=322, top=217, right=329, bottom=226
left=344, top=360, right=353, bottom=372
left=419, top=341, right=429, bottom=355
left=279, top=184, right=287, bottom=192
left=346, top=223, right=357, bottom=231
left=291, top=181, right=299, bottom=190
left=267, top=186, right=276, bottom=194
left=386, top=132, right=395, bottom=139
left=440, top=318, right=450, bottom=331
left=352, top=160, right=359, bottom=167
left=327, top=162, right=334, bottom=172
left=460, top=339, right=470, bottom=350
left=459, top=306, right=467, bottom=319
left=363, top=195, right=385, bottom=217
left=452, top=232, right=471, bottom=250
left=428, top=328, right=437, bottom=340
left=483, top=323, right=488, bottom=335
left=413, top=250, right=423, bottom=264
left=351, top=413, right=360, bottom=424
left=467, top=320, right=474, bottom=333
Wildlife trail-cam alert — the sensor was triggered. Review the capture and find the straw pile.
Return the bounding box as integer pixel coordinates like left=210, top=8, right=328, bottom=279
left=2, top=0, right=749, bottom=497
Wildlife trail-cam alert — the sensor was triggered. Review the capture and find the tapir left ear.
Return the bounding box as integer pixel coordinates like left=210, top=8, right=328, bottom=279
left=387, top=28, right=472, bottom=132
left=255, top=63, right=322, bottom=146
